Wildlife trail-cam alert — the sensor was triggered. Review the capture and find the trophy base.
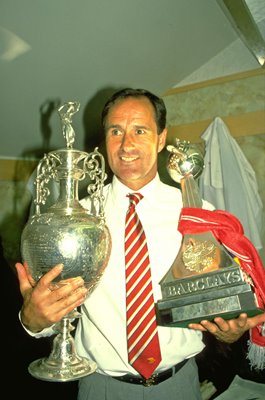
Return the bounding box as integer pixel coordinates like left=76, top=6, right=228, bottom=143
left=28, top=356, right=97, bottom=382
left=156, top=264, right=264, bottom=327
left=156, top=283, right=264, bottom=328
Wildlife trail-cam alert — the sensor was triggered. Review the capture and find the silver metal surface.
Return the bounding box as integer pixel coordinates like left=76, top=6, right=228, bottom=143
left=166, top=139, right=205, bottom=184
left=21, top=101, right=111, bottom=382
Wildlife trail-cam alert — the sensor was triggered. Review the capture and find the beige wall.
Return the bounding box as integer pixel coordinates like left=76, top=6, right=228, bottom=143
left=162, top=68, right=265, bottom=264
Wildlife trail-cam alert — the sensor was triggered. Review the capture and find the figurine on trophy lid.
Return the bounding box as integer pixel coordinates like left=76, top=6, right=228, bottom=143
left=21, top=101, right=112, bottom=382
left=155, top=139, right=263, bottom=328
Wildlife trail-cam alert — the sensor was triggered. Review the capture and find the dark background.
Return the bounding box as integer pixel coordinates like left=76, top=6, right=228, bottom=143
left=1, top=238, right=78, bottom=399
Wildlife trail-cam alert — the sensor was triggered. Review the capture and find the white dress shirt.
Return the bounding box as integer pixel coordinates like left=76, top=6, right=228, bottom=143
left=75, top=174, right=211, bottom=376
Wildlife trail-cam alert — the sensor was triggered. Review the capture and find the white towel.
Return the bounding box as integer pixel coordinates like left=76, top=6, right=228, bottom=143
left=198, top=117, right=263, bottom=251
left=214, top=375, right=265, bottom=400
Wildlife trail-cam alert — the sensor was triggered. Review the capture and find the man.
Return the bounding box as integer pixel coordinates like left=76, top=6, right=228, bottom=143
left=16, top=88, right=265, bottom=400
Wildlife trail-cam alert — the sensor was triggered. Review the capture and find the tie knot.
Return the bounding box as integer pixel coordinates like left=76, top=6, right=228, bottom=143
left=127, top=192, right=143, bottom=208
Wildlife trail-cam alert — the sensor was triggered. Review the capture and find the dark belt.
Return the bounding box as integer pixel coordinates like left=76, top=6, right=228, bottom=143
left=112, top=358, right=188, bottom=387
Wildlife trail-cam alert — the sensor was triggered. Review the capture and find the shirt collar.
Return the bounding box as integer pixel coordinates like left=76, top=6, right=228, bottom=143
left=110, top=174, right=161, bottom=204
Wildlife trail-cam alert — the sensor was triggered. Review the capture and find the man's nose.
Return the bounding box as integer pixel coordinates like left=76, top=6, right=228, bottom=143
left=120, top=132, right=134, bottom=150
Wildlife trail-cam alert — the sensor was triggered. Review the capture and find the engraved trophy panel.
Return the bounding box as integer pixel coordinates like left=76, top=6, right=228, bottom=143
left=156, top=139, right=262, bottom=328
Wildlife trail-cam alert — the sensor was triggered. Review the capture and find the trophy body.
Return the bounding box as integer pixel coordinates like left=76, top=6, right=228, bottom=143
left=21, top=102, right=111, bottom=381
left=156, top=139, right=263, bottom=327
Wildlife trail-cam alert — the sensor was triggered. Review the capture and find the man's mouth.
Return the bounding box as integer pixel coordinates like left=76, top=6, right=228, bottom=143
left=120, top=156, right=138, bottom=162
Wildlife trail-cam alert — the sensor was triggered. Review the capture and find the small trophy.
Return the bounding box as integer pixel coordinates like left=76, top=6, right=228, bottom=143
left=156, top=139, right=263, bottom=328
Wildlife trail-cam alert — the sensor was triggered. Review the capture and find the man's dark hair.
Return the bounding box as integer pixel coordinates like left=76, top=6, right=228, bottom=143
left=101, top=88, right=167, bottom=134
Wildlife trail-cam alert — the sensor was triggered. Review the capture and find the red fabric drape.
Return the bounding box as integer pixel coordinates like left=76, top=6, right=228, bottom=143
left=178, top=207, right=265, bottom=364
left=178, top=207, right=265, bottom=308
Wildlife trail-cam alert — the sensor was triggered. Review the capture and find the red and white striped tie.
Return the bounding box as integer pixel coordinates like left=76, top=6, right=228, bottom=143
left=125, top=192, right=161, bottom=379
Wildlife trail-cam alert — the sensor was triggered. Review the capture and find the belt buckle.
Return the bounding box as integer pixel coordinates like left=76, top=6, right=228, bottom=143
left=143, top=373, right=158, bottom=387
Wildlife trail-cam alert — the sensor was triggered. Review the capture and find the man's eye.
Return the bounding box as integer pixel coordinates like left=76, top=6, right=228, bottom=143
left=112, top=129, right=121, bottom=136
left=136, top=129, right=145, bottom=135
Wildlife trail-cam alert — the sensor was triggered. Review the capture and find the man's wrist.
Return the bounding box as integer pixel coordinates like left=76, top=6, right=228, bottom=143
left=19, top=310, right=54, bottom=337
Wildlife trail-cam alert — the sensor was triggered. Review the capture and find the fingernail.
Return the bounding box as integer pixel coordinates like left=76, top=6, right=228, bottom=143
left=73, top=277, right=83, bottom=284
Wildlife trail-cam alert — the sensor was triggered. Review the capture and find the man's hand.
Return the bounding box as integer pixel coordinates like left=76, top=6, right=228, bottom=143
left=15, top=262, right=88, bottom=333
left=188, top=312, right=265, bottom=343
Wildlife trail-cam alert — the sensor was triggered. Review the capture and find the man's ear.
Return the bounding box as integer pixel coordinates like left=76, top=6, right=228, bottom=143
left=158, top=128, right=167, bottom=153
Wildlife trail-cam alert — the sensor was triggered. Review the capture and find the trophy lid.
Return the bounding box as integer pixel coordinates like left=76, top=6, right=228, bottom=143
left=166, top=139, right=204, bottom=183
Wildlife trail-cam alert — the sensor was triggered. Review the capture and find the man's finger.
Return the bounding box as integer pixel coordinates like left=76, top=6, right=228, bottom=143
left=36, top=263, right=64, bottom=288
left=15, top=262, right=33, bottom=295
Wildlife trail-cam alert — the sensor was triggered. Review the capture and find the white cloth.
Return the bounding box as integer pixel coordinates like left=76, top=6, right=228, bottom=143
left=214, top=375, right=265, bottom=400
left=199, top=117, right=263, bottom=251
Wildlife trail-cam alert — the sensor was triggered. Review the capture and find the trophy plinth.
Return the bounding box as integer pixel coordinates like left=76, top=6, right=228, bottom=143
left=21, top=102, right=111, bottom=381
left=156, top=265, right=263, bottom=328
left=28, top=318, right=97, bottom=382
left=156, top=139, right=263, bottom=327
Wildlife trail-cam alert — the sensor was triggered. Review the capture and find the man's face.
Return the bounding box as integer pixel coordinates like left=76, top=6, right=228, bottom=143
left=105, top=97, right=167, bottom=190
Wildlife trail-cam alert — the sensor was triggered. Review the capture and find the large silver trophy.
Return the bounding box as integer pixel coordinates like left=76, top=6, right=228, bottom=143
left=21, top=102, right=111, bottom=381
left=156, top=139, right=262, bottom=327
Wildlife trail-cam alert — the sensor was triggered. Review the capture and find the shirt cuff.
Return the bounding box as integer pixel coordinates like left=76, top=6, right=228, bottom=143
left=18, top=310, right=55, bottom=338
